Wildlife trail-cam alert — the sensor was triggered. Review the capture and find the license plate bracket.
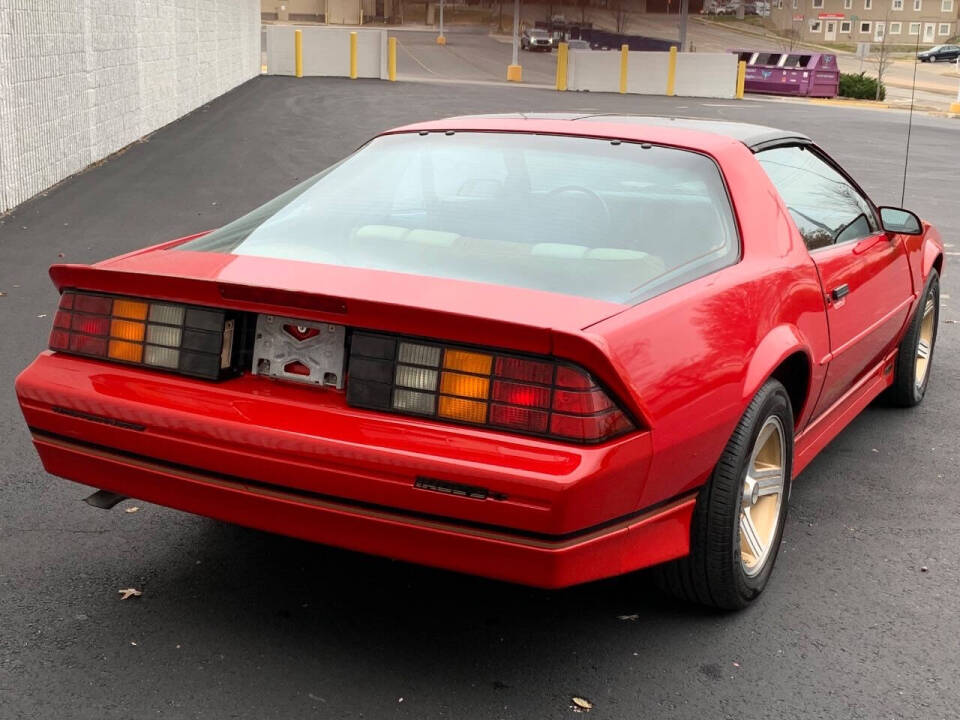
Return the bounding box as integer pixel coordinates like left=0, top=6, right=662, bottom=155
left=252, top=315, right=346, bottom=389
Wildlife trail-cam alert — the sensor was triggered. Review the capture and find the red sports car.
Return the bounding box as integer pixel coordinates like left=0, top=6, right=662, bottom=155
left=15, top=115, right=943, bottom=609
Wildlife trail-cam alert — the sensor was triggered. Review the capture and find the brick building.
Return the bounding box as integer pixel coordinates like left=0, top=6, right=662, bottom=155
left=770, top=0, right=959, bottom=44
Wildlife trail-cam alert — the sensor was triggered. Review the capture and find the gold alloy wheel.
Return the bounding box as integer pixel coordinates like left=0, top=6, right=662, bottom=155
left=915, top=295, right=936, bottom=391
left=740, top=416, right=786, bottom=577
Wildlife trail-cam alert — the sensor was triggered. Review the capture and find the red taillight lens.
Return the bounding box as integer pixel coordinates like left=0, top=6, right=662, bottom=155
left=47, top=290, right=235, bottom=380
left=347, top=333, right=636, bottom=444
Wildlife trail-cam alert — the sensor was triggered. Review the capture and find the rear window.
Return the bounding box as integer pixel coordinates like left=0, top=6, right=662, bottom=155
left=180, top=132, right=739, bottom=303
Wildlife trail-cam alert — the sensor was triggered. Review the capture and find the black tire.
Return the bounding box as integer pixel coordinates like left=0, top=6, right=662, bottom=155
left=655, top=379, right=793, bottom=610
left=888, top=269, right=940, bottom=407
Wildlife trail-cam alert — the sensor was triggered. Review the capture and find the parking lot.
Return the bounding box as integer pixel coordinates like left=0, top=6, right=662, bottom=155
left=1, top=77, right=958, bottom=719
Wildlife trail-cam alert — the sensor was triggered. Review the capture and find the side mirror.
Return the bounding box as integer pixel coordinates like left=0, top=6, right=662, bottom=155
left=879, top=207, right=923, bottom=235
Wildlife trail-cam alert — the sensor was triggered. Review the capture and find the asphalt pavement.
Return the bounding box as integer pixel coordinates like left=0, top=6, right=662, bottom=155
left=1, top=77, right=958, bottom=720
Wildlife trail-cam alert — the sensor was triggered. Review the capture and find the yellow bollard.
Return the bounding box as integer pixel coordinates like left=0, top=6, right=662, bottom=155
left=619, top=44, right=629, bottom=94
left=555, top=42, right=568, bottom=91
left=507, top=64, right=522, bottom=83
left=388, top=36, right=397, bottom=82
left=666, top=45, right=677, bottom=97
left=294, top=29, right=303, bottom=78
left=350, top=31, right=358, bottom=79
left=736, top=60, right=746, bottom=99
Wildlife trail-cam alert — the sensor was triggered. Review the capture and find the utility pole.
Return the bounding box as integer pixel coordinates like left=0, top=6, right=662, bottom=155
left=437, top=0, right=446, bottom=44
left=679, top=0, right=688, bottom=51
left=508, top=0, right=522, bottom=81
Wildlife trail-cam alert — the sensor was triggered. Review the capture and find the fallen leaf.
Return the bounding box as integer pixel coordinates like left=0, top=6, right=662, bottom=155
left=572, top=697, right=593, bottom=711
left=617, top=614, right=639, bottom=621
left=118, top=588, right=142, bottom=600
left=125, top=506, right=140, bottom=514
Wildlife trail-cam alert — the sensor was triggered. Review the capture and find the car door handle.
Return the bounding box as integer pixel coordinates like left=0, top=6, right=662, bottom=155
left=831, top=284, right=850, bottom=301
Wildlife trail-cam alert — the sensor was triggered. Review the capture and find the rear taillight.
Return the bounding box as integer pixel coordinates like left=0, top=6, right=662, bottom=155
left=49, top=290, right=236, bottom=380
left=346, top=332, right=635, bottom=444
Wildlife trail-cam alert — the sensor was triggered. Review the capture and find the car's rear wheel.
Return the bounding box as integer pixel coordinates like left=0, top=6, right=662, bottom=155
left=888, top=269, right=939, bottom=407
left=655, top=379, right=793, bottom=609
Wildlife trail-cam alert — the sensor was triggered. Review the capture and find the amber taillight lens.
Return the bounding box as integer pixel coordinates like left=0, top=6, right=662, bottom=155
left=346, top=332, right=635, bottom=443
left=49, top=290, right=236, bottom=380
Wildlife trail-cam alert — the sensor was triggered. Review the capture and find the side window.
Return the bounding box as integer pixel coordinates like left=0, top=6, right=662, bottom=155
left=756, top=145, right=878, bottom=251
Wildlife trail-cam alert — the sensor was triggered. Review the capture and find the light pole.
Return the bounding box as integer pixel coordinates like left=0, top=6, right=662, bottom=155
left=508, top=0, right=522, bottom=82
left=679, top=0, right=688, bottom=51
left=437, top=0, right=446, bottom=45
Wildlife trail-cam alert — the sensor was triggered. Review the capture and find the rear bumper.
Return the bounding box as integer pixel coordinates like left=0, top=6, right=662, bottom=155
left=17, top=353, right=694, bottom=588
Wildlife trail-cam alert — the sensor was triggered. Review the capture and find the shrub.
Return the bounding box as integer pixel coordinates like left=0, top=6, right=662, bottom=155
left=838, top=72, right=886, bottom=101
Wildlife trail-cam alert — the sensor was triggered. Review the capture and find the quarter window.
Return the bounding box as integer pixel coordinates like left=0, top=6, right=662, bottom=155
left=757, top=146, right=878, bottom=251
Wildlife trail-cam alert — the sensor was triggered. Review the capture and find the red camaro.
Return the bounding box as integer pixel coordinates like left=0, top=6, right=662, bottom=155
left=16, top=115, right=943, bottom=609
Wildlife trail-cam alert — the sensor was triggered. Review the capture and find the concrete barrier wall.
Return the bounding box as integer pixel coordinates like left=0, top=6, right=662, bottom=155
left=265, top=25, right=388, bottom=79
left=675, top=52, right=738, bottom=99
left=567, top=50, right=737, bottom=99
left=0, top=0, right=261, bottom=214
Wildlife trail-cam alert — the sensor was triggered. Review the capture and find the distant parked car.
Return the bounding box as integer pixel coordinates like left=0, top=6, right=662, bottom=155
left=703, top=1, right=738, bottom=14
left=521, top=28, right=553, bottom=52
left=917, top=45, right=960, bottom=62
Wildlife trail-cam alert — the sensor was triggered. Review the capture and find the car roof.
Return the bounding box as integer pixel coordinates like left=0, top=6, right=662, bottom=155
left=388, top=113, right=810, bottom=151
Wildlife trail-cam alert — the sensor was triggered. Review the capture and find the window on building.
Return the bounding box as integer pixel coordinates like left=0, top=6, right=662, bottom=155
left=792, top=0, right=798, bottom=8
left=892, top=0, right=903, bottom=9
left=810, top=19, right=823, bottom=30
left=844, top=0, right=853, bottom=7
left=890, top=21, right=902, bottom=32
left=812, top=0, right=824, bottom=8
left=860, top=20, right=872, bottom=31
left=939, top=22, right=951, bottom=34
left=864, top=0, right=872, bottom=9
left=909, top=21, right=921, bottom=33
left=943, top=0, right=954, bottom=12
left=913, top=0, right=921, bottom=9
left=841, top=19, right=853, bottom=30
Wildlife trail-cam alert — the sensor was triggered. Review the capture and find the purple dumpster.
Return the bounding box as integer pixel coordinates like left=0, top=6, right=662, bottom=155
left=731, top=50, right=839, bottom=98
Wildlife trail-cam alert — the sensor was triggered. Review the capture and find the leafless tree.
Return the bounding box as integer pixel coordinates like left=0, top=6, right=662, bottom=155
left=868, top=12, right=893, bottom=100
left=608, top=0, right=630, bottom=32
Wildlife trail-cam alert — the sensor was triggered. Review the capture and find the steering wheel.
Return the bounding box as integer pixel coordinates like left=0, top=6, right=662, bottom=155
left=545, top=185, right=612, bottom=235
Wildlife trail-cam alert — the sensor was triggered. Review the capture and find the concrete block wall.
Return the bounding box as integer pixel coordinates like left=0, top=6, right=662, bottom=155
left=0, top=0, right=261, bottom=213
left=567, top=50, right=738, bottom=99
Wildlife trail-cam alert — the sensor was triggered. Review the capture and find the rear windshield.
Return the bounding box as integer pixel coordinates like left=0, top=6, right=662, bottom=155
left=180, top=132, right=739, bottom=303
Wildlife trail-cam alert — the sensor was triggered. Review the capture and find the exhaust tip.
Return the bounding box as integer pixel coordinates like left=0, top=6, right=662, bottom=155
left=83, top=489, right=128, bottom=510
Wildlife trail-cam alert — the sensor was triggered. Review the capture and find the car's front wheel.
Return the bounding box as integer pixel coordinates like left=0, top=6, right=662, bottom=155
left=888, top=269, right=939, bottom=407
left=655, top=379, right=793, bottom=609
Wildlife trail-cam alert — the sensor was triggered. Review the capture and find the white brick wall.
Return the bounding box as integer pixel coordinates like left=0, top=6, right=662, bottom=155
left=0, top=0, right=260, bottom=213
